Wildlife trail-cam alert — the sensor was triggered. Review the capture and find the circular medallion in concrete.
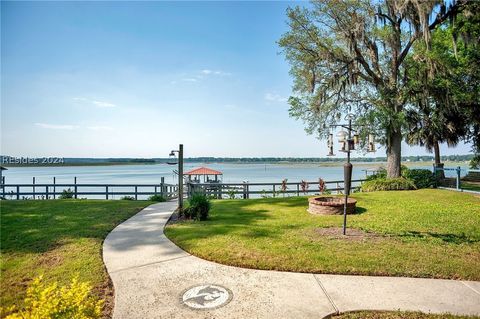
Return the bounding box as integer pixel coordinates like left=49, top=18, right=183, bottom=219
left=181, top=284, right=232, bottom=310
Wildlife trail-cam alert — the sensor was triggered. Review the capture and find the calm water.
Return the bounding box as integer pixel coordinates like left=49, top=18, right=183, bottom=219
left=3, top=162, right=467, bottom=199
left=2, top=162, right=452, bottom=185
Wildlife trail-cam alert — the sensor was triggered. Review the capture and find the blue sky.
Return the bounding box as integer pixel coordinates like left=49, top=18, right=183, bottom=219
left=1, top=1, right=472, bottom=158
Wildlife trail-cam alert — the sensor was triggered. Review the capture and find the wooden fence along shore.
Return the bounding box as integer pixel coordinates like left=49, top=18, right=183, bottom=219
left=0, top=177, right=365, bottom=200
left=0, top=176, right=178, bottom=200
left=1, top=166, right=478, bottom=200
left=186, top=179, right=366, bottom=199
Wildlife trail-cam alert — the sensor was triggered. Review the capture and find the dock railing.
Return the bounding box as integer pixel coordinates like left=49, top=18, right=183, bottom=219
left=0, top=177, right=178, bottom=200
left=433, top=166, right=480, bottom=193
left=187, top=179, right=366, bottom=199
left=0, top=177, right=364, bottom=200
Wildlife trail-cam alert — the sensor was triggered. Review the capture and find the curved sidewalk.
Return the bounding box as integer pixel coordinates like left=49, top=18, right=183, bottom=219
left=103, top=201, right=480, bottom=319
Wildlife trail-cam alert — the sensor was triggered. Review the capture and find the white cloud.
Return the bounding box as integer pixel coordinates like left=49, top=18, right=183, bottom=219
left=173, top=70, right=231, bottom=84
left=92, top=100, right=116, bottom=108
left=73, top=97, right=116, bottom=108
left=213, top=70, right=231, bottom=76
left=201, top=69, right=231, bottom=76
left=87, top=126, right=113, bottom=131
left=264, top=93, right=288, bottom=103
left=35, top=123, right=79, bottom=130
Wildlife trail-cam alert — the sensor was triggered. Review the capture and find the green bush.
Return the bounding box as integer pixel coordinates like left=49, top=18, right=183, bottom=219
left=470, top=155, right=480, bottom=169
left=403, top=169, right=434, bottom=189
left=59, top=188, right=74, bottom=199
left=365, top=169, right=387, bottom=181
left=361, top=177, right=416, bottom=192
left=148, top=194, right=167, bottom=202
left=184, top=193, right=211, bottom=221
left=120, top=196, right=135, bottom=200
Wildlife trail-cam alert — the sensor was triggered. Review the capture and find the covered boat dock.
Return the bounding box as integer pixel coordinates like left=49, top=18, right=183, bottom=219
left=184, top=167, right=223, bottom=183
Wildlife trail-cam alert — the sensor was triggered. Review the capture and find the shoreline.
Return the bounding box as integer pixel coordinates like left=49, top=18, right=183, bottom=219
left=1, top=160, right=470, bottom=168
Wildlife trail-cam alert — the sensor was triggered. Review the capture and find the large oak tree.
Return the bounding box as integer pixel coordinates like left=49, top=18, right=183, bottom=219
left=279, top=0, right=468, bottom=177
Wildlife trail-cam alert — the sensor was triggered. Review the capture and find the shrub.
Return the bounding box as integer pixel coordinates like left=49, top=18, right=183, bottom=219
left=148, top=194, right=167, bottom=202
left=184, top=193, right=211, bottom=221
left=120, top=196, right=135, bottom=200
left=470, top=155, right=480, bottom=169
left=403, top=169, right=435, bottom=189
left=226, top=189, right=236, bottom=200
left=365, top=169, right=387, bottom=181
left=361, top=177, right=416, bottom=192
left=401, top=164, right=410, bottom=176
left=4, top=275, right=103, bottom=319
left=59, top=188, right=74, bottom=199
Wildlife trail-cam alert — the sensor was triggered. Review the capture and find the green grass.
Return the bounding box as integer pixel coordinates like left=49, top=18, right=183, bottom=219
left=165, top=189, right=480, bottom=280
left=330, top=311, right=478, bottom=319
left=462, top=182, right=480, bottom=192
left=0, top=200, right=151, bottom=316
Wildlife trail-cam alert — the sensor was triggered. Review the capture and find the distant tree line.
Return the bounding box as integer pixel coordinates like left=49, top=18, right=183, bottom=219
left=176, top=155, right=474, bottom=164
left=1, top=155, right=473, bottom=166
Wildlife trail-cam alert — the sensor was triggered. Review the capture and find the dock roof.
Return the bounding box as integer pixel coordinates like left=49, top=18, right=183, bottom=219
left=184, top=167, right=222, bottom=176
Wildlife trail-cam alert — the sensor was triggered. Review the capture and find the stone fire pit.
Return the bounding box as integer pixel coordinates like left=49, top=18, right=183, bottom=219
left=308, top=196, right=357, bottom=215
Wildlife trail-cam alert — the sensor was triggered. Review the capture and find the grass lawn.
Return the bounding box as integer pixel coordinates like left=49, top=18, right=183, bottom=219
left=462, top=182, right=480, bottom=192
left=330, top=311, right=478, bottom=319
left=0, top=200, right=151, bottom=317
left=165, top=189, right=480, bottom=280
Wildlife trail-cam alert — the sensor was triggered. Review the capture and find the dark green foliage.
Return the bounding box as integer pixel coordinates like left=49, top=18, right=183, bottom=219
left=148, top=194, right=167, bottom=202
left=120, top=196, right=135, bottom=200
left=470, top=155, right=480, bottom=169
left=184, top=193, right=211, bottom=221
left=59, top=188, right=74, bottom=199
left=361, top=177, right=416, bottom=192
left=365, top=169, right=387, bottom=181
left=365, top=167, right=433, bottom=189
left=403, top=169, right=435, bottom=189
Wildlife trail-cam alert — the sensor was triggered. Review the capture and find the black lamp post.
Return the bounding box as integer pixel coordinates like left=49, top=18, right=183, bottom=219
left=328, top=114, right=375, bottom=235
left=168, top=144, right=184, bottom=209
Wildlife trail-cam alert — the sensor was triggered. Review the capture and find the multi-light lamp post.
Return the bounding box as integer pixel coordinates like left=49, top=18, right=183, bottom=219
left=327, top=114, right=376, bottom=235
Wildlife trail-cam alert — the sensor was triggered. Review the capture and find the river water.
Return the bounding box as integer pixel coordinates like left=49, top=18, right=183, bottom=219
left=3, top=162, right=387, bottom=185
left=3, top=162, right=466, bottom=199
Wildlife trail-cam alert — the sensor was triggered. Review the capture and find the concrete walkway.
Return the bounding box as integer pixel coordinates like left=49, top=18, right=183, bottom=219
left=103, top=202, right=480, bottom=319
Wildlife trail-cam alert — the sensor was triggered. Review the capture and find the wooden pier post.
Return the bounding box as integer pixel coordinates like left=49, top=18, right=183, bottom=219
left=74, top=177, right=78, bottom=199
left=161, top=177, right=165, bottom=197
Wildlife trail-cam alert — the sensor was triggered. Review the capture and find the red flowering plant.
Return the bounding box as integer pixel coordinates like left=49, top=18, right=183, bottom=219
left=300, top=180, right=309, bottom=194
left=318, top=178, right=326, bottom=193
left=281, top=179, right=288, bottom=197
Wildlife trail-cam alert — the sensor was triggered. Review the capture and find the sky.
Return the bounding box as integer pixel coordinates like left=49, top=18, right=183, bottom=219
left=1, top=1, right=473, bottom=158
